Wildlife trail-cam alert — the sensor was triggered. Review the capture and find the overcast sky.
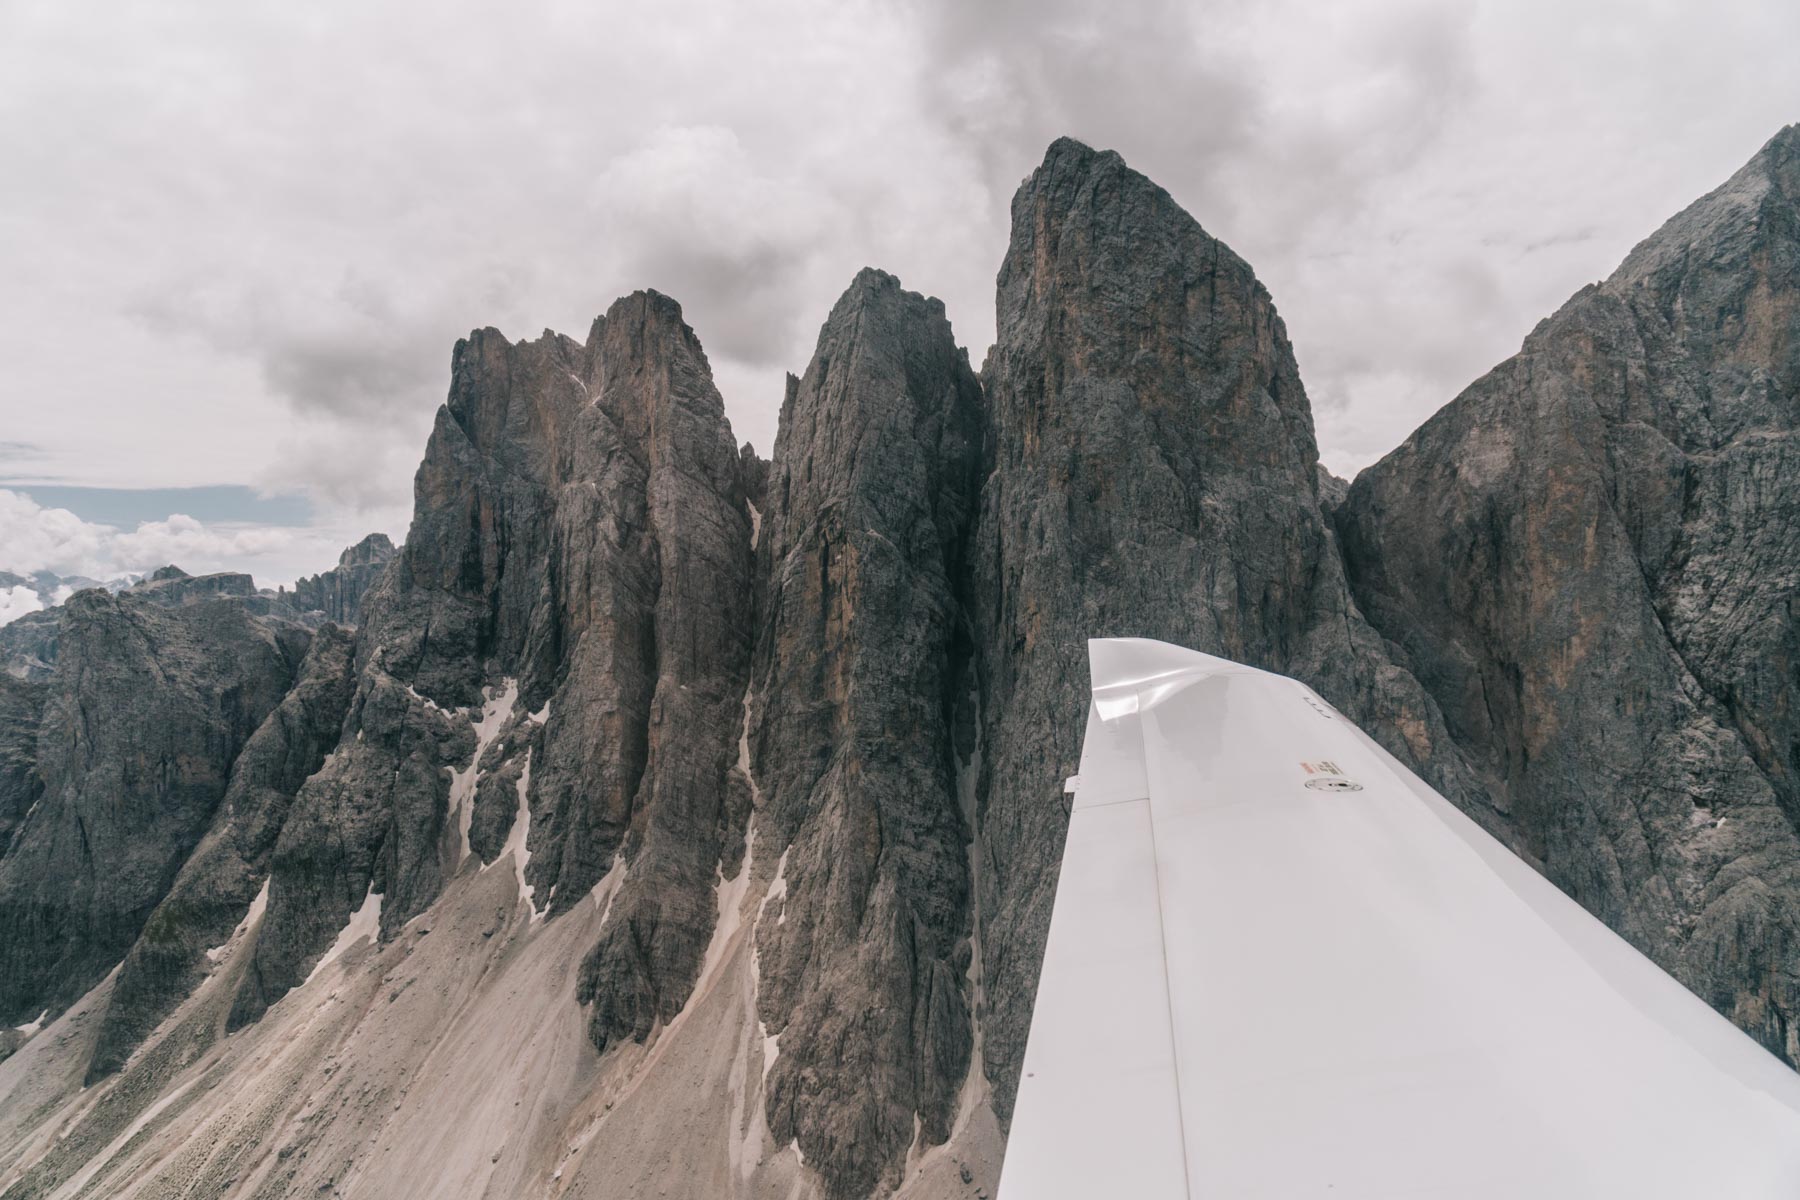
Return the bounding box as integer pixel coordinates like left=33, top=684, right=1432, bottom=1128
left=2, top=0, right=1797, bottom=592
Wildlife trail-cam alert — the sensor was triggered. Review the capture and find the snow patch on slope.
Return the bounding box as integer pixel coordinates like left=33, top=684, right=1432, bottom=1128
left=449, top=679, right=519, bottom=864
left=511, top=750, right=541, bottom=919
left=749, top=846, right=790, bottom=1074
left=303, top=885, right=383, bottom=986
left=697, top=823, right=755, bottom=996
left=481, top=744, right=543, bottom=921
left=764, top=848, right=788, bottom=926
left=735, top=681, right=787, bottom=1074
left=205, top=877, right=271, bottom=964
left=662, top=816, right=759, bottom=1045
left=402, top=683, right=447, bottom=714
left=590, top=854, right=625, bottom=916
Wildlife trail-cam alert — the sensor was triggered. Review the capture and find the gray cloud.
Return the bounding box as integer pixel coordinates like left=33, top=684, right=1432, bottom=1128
left=128, top=272, right=451, bottom=426
left=587, top=124, right=840, bottom=368
left=2, top=0, right=1797, bottom=582
left=911, top=0, right=1264, bottom=204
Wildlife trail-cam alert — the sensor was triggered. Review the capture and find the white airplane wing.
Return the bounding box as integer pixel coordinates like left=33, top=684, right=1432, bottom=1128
left=998, top=637, right=1800, bottom=1198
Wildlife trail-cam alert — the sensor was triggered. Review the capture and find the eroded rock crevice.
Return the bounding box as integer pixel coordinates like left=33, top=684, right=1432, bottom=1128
left=2, top=127, right=1799, bottom=1200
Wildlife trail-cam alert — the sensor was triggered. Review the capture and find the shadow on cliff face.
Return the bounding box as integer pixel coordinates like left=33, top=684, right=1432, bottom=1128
left=3, top=127, right=1800, bottom=1200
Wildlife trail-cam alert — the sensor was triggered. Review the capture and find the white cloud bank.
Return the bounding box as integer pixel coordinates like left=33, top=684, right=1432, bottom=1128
left=0, top=489, right=355, bottom=590
left=0, top=585, right=43, bottom=626
left=1, top=0, right=1796, bottom=572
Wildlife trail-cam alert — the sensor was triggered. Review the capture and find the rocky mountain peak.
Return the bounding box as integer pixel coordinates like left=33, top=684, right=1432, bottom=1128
left=0, top=586, right=311, bottom=1032
left=1027, top=135, right=1125, bottom=194
left=969, top=132, right=1469, bottom=1134
left=593, top=288, right=739, bottom=479
left=219, top=285, right=756, bottom=1052
left=1340, top=123, right=1800, bottom=1067
left=1744, top=120, right=1799, bottom=181
left=286, top=533, right=397, bottom=625
left=996, top=131, right=1322, bottom=478
left=5, top=127, right=1800, bottom=1200
left=337, top=532, right=396, bottom=568
left=1609, top=123, right=1800, bottom=301
left=748, top=265, right=982, bottom=1196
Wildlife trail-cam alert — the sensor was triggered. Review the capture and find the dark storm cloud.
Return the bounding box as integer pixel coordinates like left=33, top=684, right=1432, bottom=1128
left=909, top=0, right=1477, bottom=242
left=262, top=336, right=441, bottom=424
left=610, top=241, right=805, bottom=367
left=129, top=277, right=450, bottom=427
left=585, top=123, right=838, bottom=369
left=909, top=0, right=1263, bottom=203
left=897, top=0, right=1498, bottom=470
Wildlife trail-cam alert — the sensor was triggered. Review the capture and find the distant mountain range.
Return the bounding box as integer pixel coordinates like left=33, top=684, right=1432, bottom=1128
left=0, top=536, right=396, bottom=683
left=1, top=126, right=1797, bottom=1199
left=0, top=567, right=138, bottom=615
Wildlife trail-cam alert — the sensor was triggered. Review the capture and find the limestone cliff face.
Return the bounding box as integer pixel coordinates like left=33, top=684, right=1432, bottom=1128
left=284, top=533, right=396, bottom=625
left=231, top=290, right=757, bottom=1049
left=0, top=533, right=400, bottom=1073
left=0, top=608, right=58, bottom=681
left=130, top=566, right=259, bottom=607
left=0, top=676, right=46, bottom=861
left=1339, top=125, right=1800, bottom=1064
left=966, top=138, right=1467, bottom=1120
left=86, top=624, right=357, bottom=1081
left=748, top=268, right=982, bottom=1197
left=566, top=292, right=755, bottom=1053
left=0, top=590, right=311, bottom=1027
left=6, top=130, right=1800, bottom=1200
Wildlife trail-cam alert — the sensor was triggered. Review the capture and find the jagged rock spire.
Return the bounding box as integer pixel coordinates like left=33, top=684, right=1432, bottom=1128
left=969, top=135, right=1465, bottom=1122
left=1340, top=120, right=1800, bottom=1065
left=748, top=266, right=982, bottom=1197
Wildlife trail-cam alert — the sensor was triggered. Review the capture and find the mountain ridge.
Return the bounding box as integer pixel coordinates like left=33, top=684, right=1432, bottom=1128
left=1, top=129, right=1797, bottom=1199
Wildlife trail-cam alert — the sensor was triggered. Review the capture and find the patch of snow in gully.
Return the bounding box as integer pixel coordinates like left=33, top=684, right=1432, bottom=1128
left=304, top=885, right=383, bottom=986
left=484, top=747, right=544, bottom=921
left=700, top=829, right=754, bottom=992
left=449, top=680, right=519, bottom=864
left=204, top=877, right=271, bottom=964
